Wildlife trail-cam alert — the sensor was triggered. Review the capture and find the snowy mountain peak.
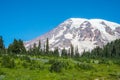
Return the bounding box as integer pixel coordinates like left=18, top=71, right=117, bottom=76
left=24, top=18, right=120, bottom=54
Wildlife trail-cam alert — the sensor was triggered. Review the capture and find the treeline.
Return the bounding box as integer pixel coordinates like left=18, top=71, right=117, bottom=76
left=0, top=36, right=78, bottom=58
left=27, top=38, right=80, bottom=58
left=0, top=36, right=120, bottom=58
left=82, top=39, right=120, bottom=59
left=0, top=36, right=26, bottom=54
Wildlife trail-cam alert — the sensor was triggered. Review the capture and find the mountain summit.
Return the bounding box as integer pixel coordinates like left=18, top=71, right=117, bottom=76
left=24, top=18, right=120, bottom=54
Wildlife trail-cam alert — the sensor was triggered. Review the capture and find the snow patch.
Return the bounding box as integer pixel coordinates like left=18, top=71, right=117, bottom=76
left=64, top=33, right=73, bottom=39
left=49, top=35, right=55, bottom=44
left=24, top=18, right=120, bottom=54
left=70, top=18, right=88, bottom=29
left=71, top=36, right=96, bottom=54
left=89, top=19, right=106, bottom=33
left=55, top=27, right=66, bottom=38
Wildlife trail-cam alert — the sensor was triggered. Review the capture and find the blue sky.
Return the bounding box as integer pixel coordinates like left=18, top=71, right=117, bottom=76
left=0, top=0, right=120, bottom=47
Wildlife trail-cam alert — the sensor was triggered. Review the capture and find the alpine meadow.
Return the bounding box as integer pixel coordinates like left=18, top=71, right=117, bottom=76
left=0, top=0, right=120, bottom=80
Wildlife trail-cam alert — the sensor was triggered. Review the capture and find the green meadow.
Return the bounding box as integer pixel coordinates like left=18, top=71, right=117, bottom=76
left=0, top=55, right=120, bottom=80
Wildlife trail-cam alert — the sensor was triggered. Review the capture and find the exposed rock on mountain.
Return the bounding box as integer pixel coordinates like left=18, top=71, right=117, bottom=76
left=24, top=18, right=120, bottom=54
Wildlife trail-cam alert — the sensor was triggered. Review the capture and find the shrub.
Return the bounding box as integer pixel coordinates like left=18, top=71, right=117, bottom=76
left=0, top=69, right=5, bottom=75
left=48, top=59, right=56, bottom=64
left=1, top=56, right=15, bottom=68
left=49, top=60, right=70, bottom=73
left=113, top=60, right=120, bottom=65
left=50, top=61, right=63, bottom=73
left=22, top=61, right=30, bottom=68
left=76, top=63, right=94, bottom=70
left=109, top=72, right=120, bottom=79
left=20, top=56, right=31, bottom=62
left=29, top=61, right=45, bottom=70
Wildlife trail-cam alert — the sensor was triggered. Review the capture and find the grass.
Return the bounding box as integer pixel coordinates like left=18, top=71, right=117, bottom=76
left=0, top=55, right=120, bottom=80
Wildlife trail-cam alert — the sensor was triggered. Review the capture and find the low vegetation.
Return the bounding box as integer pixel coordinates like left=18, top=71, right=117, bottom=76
left=0, top=36, right=120, bottom=80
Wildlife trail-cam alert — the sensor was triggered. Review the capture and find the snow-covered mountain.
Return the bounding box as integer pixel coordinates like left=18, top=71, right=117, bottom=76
left=24, top=18, right=120, bottom=54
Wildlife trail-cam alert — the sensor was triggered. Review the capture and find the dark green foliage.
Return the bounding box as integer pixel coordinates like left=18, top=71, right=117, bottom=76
left=46, top=38, right=49, bottom=54
left=22, top=61, right=30, bottom=68
left=0, top=69, right=5, bottom=75
left=29, top=61, right=44, bottom=70
left=113, top=59, right=120, bottom=65
left=74, top=57, right=91, bottom=63
left=50, top=61, right=62, bottom=73
left=98, top=58, right=111, bottom=64
left=23, top=56, right=31, bottom=62
left=1, top=36, right=120, bottom=80
left=0, top=35, right=120, bottom=63
left=38, top=40, right=41, bottom=50
left=28, top=40, right=42, bottom=55
left=53, top=47, right=59, bottom=57
left=32, top=43, right=38, bottom=54
left=74, top=46, right=79, bottom=58
left=0, top=36, right=5, bottom=50
left=21, top=56, right=32, bottom=68
left=90, top=46, right=103, bottom=58
left=43, top=43, right=46, bottom=53
left=109, top=72, right=120, bottom=79
left=47, top=59, right=57, bottom=64
left=81, top=51, right=91, bottom=58
left=76, top=63, right=94, bottom=70
left=37, top=40, right=42, bottom=55
left=82, top=39, right=120, bottom=59
left=61, top=48, right=68, bottom=57
left=8, top=39, right=26, bottom=54
left=49, top=60, right=70, bottom=73
left=70, top=44, right=74, bottom=57
left=1, top=56, right=15, bottom=68
left=0, top=36, right=5, bottom=54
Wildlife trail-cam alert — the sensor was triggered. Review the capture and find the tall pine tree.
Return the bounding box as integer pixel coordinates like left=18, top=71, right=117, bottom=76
left=46, top=38, right=49, bottom=54
left=0, top=36, right=5, bottom=50
left=61, top=48, right=67, bottom=57
left=75, top=46, right=79, bottom=58
left=38, top=40, right=41, bottom=51
left=70, top=44, right=74, bottom=57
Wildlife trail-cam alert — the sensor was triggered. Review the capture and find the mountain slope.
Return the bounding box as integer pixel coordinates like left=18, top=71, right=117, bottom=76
left=24, top=18, right=120, bottom=54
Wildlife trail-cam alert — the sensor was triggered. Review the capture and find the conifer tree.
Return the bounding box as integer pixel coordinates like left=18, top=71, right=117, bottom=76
left=75, top=46, right=79, bottom=58
left=53, top=47, right=59, bottom=57
left=43, top=43, right=46, bottom=53
left=61, top=48, right=67, bottom=57
left=70, top=44, right=74, bottom=57
left=38, top=40, right=41, bottom=51
left=33, top=43, right=37, bottom=54
left=46, top=38, right=49, bottom=54
left=28, top=45, right=32, bottom=54
left=18, top=39, right=26, bottom=53
left=0, top=36, right=5, bottom=50
left=8, top=39, right=26, bottom=54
